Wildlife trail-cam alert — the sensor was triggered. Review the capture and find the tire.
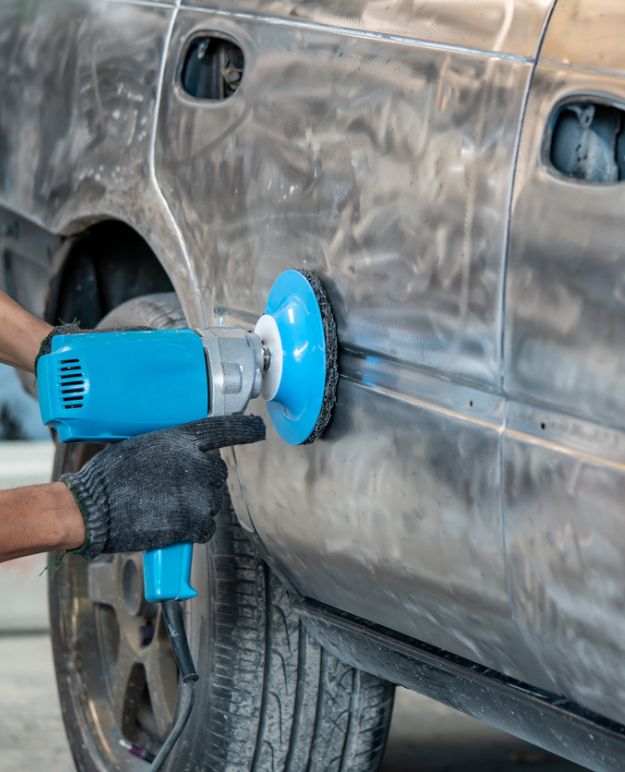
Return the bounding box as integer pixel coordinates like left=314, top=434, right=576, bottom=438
left=48, top=292, right=395, bottom=771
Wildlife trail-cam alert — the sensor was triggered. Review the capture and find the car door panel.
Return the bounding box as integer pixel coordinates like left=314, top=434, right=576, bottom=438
left=504, top=0, right=625, bottom=724
left=155, top=5, right=555, bottom=686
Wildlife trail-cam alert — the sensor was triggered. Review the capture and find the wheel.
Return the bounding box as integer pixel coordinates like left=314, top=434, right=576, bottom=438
left=48, top=292, right=395, bottom=771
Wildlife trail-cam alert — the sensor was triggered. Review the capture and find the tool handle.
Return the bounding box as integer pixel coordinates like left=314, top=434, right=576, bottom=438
left=143, top=543, right=197, bottom=603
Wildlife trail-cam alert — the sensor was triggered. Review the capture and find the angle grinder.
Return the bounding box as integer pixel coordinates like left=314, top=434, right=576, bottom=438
left=36, top=269, right=338, bottom=768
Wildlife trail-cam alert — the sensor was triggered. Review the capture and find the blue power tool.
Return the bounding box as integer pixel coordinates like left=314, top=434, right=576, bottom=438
left=37, top=269, right=338, bottom=768
left=37, top=269, right=338, bottom=601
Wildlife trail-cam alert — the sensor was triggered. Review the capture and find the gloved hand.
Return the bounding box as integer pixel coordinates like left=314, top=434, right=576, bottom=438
left=35, top=324, right=84, bottom=370
left=60, top=415, right=265, bottom=559
left=35, top=324, right=150, bottom=372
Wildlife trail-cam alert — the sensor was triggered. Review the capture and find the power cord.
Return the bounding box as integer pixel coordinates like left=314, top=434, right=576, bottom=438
left=151, top=600, right=198, bottom=771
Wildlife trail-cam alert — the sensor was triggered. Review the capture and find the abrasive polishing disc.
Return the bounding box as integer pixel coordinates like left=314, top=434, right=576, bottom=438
left=254, top=269, right=338, bottom=445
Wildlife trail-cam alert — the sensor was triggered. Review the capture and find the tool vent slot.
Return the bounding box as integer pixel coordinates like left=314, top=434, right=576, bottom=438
left=59, top=358, right=85, bottom=410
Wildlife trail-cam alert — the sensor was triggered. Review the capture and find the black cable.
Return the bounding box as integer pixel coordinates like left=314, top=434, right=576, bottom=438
left=151, top=679, right=196, bottom=771
left=151, top=600, right=199, bottom=770
left=161, top=600, right=198, bottom=682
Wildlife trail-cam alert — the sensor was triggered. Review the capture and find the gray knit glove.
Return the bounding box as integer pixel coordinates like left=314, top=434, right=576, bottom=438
left=61, top=415, right=265, bottom=559
left=36, top=324, right=150, bottom=372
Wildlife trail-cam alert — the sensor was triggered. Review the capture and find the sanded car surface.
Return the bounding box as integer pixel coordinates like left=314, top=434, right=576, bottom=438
left=1, top=1, right=625, bottom=769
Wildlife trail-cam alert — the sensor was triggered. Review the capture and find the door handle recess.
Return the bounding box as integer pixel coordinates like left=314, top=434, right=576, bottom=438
left=547, top=98, right=625, bottom=183
left=180, top=35, right=244, bottom=101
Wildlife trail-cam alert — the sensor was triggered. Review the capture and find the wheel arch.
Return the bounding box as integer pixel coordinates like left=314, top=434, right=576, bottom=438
left=45, top=219, right=175, bottom=329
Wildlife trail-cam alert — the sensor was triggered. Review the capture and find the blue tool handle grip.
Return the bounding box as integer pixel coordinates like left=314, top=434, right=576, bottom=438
left=143, top=543, right=197, bottom=603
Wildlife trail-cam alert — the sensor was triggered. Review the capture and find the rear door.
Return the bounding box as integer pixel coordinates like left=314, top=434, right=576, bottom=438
left=504, top=0, right=625, bottom=725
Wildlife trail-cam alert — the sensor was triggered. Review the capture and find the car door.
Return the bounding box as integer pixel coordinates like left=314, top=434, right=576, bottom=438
left=155, top=1, right=556, bottom=685
left=504, top=0, right=625, bottom=725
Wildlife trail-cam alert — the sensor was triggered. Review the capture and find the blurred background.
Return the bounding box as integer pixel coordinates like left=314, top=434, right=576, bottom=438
left=0, top=365, right=47, bottom=442
left=0, top=364, right=579, bottom=771
left=0, top=364, right=50, bottom=631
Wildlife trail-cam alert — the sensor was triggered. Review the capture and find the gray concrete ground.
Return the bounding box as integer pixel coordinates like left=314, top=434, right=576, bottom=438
left=0, top=634, right=72, bottom=771
left=0, top=441, right=55, bottom=631
left=0, top=633, right=582, bottom=772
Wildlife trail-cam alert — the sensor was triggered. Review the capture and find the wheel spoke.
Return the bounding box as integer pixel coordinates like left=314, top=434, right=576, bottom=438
left=110, top=640, right=143, bottom=730
left=145, top=629, right=178, bottom=739
left=88, top=560, right=119, bottom=607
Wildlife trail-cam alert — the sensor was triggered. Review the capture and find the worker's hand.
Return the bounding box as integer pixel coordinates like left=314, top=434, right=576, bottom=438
left=35, top=323, right=83, bottom=372
left=60, top=415, right=266, bottom=559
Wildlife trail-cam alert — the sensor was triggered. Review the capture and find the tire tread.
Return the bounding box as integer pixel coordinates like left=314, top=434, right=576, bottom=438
left=184, top=502, right=394, bottom=772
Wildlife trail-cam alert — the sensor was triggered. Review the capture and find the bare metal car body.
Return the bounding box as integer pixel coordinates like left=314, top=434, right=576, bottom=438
left=2, top=0, right=625, bottom=768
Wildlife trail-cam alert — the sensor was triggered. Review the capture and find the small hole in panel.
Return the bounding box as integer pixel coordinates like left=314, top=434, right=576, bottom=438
left=549, top=100, right=625, bottom=183
left=181, top=36, right=244, bottom=101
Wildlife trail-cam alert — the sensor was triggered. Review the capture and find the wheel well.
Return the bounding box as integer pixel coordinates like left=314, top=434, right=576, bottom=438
left=46, top=221, right=174, bottom=327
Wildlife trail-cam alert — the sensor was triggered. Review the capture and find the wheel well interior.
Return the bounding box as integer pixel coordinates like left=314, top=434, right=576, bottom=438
left=46, top=221, right=173, bottom=328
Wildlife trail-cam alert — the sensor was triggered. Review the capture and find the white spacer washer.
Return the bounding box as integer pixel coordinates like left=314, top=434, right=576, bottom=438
left=254, top=314, right=283, bottom=401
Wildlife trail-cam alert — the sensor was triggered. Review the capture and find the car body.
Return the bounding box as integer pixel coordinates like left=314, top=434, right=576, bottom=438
left=2, top=0, right=625, bottom=769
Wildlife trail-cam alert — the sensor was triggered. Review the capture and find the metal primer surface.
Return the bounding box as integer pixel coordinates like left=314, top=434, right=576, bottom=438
left=155, top=6, right=553, bottom=686
left=0, top=0, right=204, bottom=324
left=505, top=0, right=625, bottom=726
left=179, top=0, right=550, bottom=58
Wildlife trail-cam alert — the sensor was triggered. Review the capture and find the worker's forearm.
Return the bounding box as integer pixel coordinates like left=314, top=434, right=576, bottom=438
left=0, top=482, right=85, bottom=562
left=0, top=290, right=52, bottom=373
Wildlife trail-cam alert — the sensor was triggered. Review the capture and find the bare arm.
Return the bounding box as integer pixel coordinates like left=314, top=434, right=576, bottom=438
left=0, top=293, right=77, bottom=560
left=0, top=289, right=52, bottom=373
left=0, top=482, right=85, bottom=562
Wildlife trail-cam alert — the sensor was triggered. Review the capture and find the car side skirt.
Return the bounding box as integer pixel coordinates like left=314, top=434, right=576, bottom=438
left=298, top=599, right=625, bottom=772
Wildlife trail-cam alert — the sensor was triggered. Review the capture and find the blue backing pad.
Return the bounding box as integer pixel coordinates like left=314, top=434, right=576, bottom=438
left=264, top=269, right=328, bottom=445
